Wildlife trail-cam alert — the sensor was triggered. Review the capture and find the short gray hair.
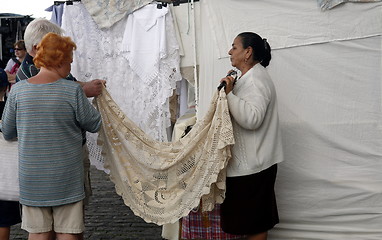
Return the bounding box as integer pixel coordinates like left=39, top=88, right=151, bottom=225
left=24, top=18, right=64, bottom=53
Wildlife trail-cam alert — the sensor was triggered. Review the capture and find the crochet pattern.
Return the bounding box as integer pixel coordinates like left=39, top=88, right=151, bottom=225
left=95, top=87, right=234, bottom=225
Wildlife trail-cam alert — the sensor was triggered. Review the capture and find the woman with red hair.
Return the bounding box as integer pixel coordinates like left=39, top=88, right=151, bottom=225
left=1, top=33, right=102, bottom=240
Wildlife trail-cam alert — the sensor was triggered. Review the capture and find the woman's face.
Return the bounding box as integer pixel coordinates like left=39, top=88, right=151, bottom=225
left=62, top=55, right=73, bottom=77
left=14, top=45, right=26, bottom=59
left=228, top=36, right=247, bottom=69
left=57, top=52, right=73, bottom=78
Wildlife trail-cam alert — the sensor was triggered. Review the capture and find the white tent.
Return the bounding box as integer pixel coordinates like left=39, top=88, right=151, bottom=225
left=170, top=0, right=382, bottom=239
left=18, top=0, right=379, bottom=239
left=61, top=0, right=382, bottom=238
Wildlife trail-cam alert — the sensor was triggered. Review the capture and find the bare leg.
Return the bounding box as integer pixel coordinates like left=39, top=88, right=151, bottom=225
left=248, top=231, right=268, bottom=240
left=45, top=230, right=82, bottom=239
left=56, top=233, right=80, bottom=240
left=48, top=230, right=56, bottom=240
left=0, top=227, right=10, bottom=240
left=28, top=232, right=51, bottom=240
left=77, top=232, right=83, bottom=240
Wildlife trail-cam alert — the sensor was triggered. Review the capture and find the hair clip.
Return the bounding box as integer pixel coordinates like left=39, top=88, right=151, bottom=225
left=263, top=38, right=268, bottom=50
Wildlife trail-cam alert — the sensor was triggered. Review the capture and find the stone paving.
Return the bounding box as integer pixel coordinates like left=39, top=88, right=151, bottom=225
left=10, top=166, right=164, bottom=240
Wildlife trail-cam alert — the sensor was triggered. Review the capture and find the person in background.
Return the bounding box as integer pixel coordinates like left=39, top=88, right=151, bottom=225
left=0, top=59, right=5, bottom=69
left=0, top=201, right=20, bottom=240
left=1, top=32, right=102, bottom=240
left=218, top=32, right=283, bottom=240
left=0, top=69, right=21, bottom=240
left=0, top=69, right=8, bottom=110
left=4, top=40, right=27, bottom=90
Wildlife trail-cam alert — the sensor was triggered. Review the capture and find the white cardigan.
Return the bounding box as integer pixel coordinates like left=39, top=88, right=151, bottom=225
left=226, top=64, right=283, bottom=177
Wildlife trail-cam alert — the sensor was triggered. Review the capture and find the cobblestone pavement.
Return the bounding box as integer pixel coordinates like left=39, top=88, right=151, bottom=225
left=10, top=166, right=164, bottom=240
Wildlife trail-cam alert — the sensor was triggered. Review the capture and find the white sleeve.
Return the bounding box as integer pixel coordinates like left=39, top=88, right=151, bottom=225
left=5, top=59, right=15, bottom=72
left=226, top=82, right=271, bottom=130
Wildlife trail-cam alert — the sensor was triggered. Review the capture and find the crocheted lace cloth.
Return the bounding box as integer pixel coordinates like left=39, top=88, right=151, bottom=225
left=94, top=87, right=234, bottom=225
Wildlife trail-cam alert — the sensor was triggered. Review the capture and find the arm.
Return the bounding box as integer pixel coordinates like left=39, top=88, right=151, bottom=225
left=75, top=86, right=102, bottom=133
left=226, top=83, right=271, bottom=130
left=1, top=91, right=18, bottom=140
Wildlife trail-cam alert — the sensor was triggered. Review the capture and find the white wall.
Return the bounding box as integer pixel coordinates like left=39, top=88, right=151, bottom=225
left=172, top=1, right=382, bottom=239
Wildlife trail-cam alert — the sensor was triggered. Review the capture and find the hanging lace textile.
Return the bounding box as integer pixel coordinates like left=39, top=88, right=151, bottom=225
left=119, top=3, right=181, bottom=141
left=94, top=87, right=234, bottom=225
left=61, top=2, right=181, bottom=171
left=82, top=0, right=154, bottom=29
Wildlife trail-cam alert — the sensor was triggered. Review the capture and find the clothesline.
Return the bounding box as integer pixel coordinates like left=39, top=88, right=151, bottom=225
left=54, top=0, right=81, bottom=6
left=53, top=0, right=198, bottom=7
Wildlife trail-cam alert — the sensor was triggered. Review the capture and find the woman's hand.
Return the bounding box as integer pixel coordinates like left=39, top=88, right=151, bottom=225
left=220, top=70, right=237, bottom=94
left=81, top=79, right=106, bottom=97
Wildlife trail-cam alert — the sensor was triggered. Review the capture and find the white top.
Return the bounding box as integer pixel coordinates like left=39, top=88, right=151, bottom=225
left=5, top=58, right=17, bottom=72
left=226, top=64, right=283, bottom=177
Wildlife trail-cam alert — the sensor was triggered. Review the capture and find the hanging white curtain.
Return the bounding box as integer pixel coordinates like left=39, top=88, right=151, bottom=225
left=194, top=0, right=382, bottom=238
left=203, top=0, right=382, bottom=59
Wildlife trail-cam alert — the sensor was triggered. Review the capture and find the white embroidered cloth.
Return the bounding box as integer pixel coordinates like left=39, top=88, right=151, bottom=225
left=95, top=87, right=234, bottom=225
left=122, top=4, right=168, bottom=83
left=82, top=0, right=153, bottom=29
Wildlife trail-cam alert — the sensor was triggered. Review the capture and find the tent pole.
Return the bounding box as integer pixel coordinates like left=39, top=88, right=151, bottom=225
left=190, top=0, right=198, bottom=114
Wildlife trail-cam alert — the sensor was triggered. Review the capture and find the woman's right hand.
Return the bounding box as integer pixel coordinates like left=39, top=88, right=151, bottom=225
left=222, top=70, right=237, bottom=94
left=220, top=75, right=236, bottom=94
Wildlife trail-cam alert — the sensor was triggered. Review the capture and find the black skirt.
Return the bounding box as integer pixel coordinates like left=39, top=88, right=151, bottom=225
left=0, top=200, right=21, bottom=227
left=220, top=164, right=279, bottom=235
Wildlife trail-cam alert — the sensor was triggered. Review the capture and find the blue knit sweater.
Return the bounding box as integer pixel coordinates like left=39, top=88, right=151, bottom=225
left=1, top=79, right=101, bottom=207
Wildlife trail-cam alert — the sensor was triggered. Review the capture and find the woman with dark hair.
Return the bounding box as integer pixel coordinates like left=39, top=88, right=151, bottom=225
left=219, top=32, right=283, bottom=240
left=5, top=40, right=27, bottom=85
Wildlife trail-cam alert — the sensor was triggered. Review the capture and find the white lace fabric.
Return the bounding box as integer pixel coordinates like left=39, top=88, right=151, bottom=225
left=62, top=2, right=182, bottom=171
left=95, top=87, right=234, bottom=225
